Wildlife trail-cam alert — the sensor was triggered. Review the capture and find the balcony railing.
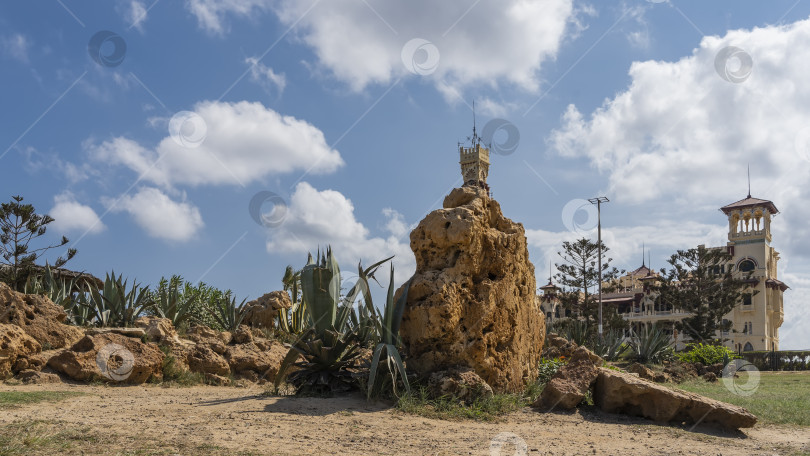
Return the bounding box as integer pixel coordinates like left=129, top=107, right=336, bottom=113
left=620, top=309, right=691, bottom=320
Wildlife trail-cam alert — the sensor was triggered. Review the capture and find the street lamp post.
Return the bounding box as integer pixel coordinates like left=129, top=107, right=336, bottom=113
left=588, top=196, right=609, bottom=340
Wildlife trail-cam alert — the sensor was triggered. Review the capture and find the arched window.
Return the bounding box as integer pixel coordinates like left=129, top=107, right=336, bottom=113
left=743, top=342, right=754, bottom=352
left=738, top=259, right=756, bottom=272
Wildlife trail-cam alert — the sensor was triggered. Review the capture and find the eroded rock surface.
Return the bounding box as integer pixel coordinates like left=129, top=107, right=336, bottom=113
left=0, top=323, right=41, bottom=378
left=534, top=346, right=599, bottom=410
left=48, top=333, right=164, bottom=384
left=427, top=366, right=494, bottom=403
left=399, top=186, right=545, bottom=393
left=594, top=367, right=757, bottom=429
left=0, top=282, right=83, bottom=349
left=243, top=291, right=291, bottom=329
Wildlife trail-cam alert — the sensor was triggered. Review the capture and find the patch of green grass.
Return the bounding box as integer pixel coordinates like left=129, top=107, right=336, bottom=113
left=674, top=371, right=810, bottom=426
left=395, top=383, right=542, bottom=422
left=0, top=420, right=97, bottom=455
left=0, top=391, right=85, bottom=408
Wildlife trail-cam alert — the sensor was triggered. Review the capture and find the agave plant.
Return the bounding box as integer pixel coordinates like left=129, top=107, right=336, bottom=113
left=367, top=265, right=410, bottom=399
left=589, top=329, right=626, bottom=362
left=340, top=256, right=393, bottom=346
left=278, top=266, right=309, bottom=335
left=275, top=248, right=365, bottom=395
left=84, top=271, right=151, bottom=327
left=150, top=275, right=197, bottom=327
left=207, top=292, right=247, bottom=332
left=627, top=323, right=673, bottom=364
left=562, top=319, right=590, bottom=346
left=23, top=264, right=94, bottom=326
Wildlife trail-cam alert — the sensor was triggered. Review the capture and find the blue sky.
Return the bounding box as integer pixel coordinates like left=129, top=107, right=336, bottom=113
left=2, top=1, right=809, bottom=348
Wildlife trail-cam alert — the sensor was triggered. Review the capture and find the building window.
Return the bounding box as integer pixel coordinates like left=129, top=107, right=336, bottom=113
left=743, top=294, right=753, bottom=307
left=743, top=342, right=754, bottom=352
left=738, top=259, right=756, bottom=272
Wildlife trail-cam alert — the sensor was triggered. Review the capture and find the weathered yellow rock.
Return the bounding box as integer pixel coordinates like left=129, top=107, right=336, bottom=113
left=398, top=186, right=545, bottom=393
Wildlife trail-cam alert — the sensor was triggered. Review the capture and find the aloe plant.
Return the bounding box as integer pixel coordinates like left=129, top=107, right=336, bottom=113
left=589, top=329, right=626, bottom=361
left=23, top=264, right=94, bottom=325
left=150, top=275, right=197, bottom=327
left=367, top=265, right=411, bottom=399
left=207, top=292, right=247, bottom=332
left=627, top=323, right=673, bottom=364
left=84, top=271, right=151, bottom=327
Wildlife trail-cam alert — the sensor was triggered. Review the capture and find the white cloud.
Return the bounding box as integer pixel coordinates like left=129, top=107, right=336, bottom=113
left=106, top=187, right=204, bottom=242
left=779, top=270, right=810, bottom=349
left=548, top=17, right=810, bottom=256
left=124, top=1, right=148, bottom=31
left=272, top=0, right=575, bottom=93
left=186, top=0, right=273, bottom=35
left=245, top=57, right=286, bottom=95
left=1, top=34, right=29, bottom=62
left=265, top=182, right=415, bottom=283
left=89, top=100, right=343, bottom=188
left=49, top=193, right=106, bottom=235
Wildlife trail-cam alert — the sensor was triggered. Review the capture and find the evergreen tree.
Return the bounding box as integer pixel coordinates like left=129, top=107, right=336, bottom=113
left=0, top=195, right=77, bottom=290
left=656, top=245, right=754, bottom=343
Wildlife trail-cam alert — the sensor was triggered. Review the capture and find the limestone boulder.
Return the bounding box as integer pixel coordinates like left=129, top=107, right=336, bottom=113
left=225, top=340, right=287, bottom=381
left=626, top=363, right=656, bottom=381
left=0, top=282, right=83, bottom=349
left=232, top=325, right=253, bottom=344
left=0, top=323, right=41, bottom=378
left=594, top=367, right=757, bottom=429
left=242, top=291, right=291, bottom=329
left=187, top=325, right=231, bottom=346
left=428, top=366, right=494, bottom=402
left=534, top=346, right=600, bottom=411
left=187, top=344, right=230, bottom=376
left=17, top=369, right=61, bottom=384
left=398, top=186, right=545, bottom=393
left=135, top=316, right=180, bottom=344
left=47, top=333, right=164, bottom=384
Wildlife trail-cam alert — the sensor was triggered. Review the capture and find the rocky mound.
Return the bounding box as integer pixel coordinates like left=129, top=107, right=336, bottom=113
left=0, top=282, right=83, bottom=349
left=398, top=186, right=545, bottom=393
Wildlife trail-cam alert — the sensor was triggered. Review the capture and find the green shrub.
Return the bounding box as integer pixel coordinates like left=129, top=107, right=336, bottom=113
left=537, top=357, right=566, bottom=386
left=627, top=323, right=673, bottom=365
left=676, top=343, right=739, bottom=366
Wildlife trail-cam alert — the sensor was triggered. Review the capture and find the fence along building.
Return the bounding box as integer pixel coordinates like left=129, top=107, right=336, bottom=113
left=539, top=194, right=788, bottom=352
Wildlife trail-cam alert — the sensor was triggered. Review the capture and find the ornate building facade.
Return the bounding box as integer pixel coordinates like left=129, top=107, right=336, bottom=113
left=539, top=194, right=788, bottom=352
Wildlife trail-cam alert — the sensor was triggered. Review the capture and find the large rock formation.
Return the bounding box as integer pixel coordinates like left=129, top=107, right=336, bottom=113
left=0, top=282, right=83, bottom=349
left=594, top=367, right=757, bottom=429
left=242, top=291, right=291, bottom=329
left=398, top=186, right=545, bottom=392
left=48, top=333, right=164, bottom=384
left=0, top=323, right=41, bottom=378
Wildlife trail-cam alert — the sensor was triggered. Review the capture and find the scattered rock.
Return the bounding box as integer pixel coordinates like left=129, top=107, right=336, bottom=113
left=187, top=325, right=232, bottom=345
left=187, top=344, right=230, bottom=376
left=534, top=347, right=600, bottom=411
left=594, top=367, right=757, bottom=429
left=17, top=369, right=61, bottom=384
left=399, top=186, right=545, bottom=393
left=703, top=372, right=718, bottom=383
left=0, top=282, right=83, bottom=349
left=232, top=325, right=253, bottom=344
left=626, top=363, right=656, bottom=381
left=0, top=323, right=41, bottom=378
left=86, top=327, right=146, bottom=338
left=427, top=366, right=494, bottom=403
left=242, top=291, right=291, bottom=329
left=135, top=316, right=180, bottom=344
left=47, top=333, right=164, bottom=384
left=663, top=363, right=698, bottom=383
left=204, top=373, right=231, bottom=386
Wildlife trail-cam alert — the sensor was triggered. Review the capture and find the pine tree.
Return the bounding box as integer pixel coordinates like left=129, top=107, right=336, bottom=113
left=0, top=195, right=77, bottom=290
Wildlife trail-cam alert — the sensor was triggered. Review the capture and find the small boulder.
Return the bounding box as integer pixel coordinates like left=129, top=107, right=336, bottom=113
left=187, top=344, right=230, bottom=376
left=242, top=291, right=291, bottom=329
left=427, top=366, right=494, bottom=402
left=232, top=325, right=253, bottom=344
left=594, top=367, right=757, bottom=429
left=626, top=363, right=656, bottom=381
left=703, top=372, right=718, bottom=383
left=0, top=282, right=83, bottom=349
left=534, top=346, right=600, bottom=411
left=187, top=325, right=231, bottom=345
left=204, top=373, right=231, bottom=386
left=47, top=333, right=164, bottom=384
left=135, top=316, right=180, bottom=344
left=225, top=340, right=287, bottom=381
left=17, top=369, right=61, bottom=384
left=0, top=323, right=41, bottom=378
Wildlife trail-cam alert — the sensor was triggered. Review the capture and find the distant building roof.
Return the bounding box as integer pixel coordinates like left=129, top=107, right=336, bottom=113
left=720, top=196, right=779, bottom=215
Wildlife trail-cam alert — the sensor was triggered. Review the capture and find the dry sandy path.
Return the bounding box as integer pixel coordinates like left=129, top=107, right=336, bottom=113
left=1, top=383, right=808, bottom=455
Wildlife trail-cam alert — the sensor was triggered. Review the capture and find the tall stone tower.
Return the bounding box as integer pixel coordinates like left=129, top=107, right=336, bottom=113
left=720, top=194, right=787, bottom=351
left=459, top=140, right=489, bottom=186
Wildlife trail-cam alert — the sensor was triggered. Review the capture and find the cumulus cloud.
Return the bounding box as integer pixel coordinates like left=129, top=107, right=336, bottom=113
left=548, top=17, right=810, bottom=256
left=265, top=182, right=415, bottom=283
left=49, top=193, right=106, bottom=235
left=106, top=187, right=204, bottom=242
left=124, top=1, right=148, bottom=31
left=187, top=0, right=576, bottom=95
left=89, top=100, right=343, bottom=188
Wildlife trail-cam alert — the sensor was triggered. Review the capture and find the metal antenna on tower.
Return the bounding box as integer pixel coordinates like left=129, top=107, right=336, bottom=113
left=472, top=99, right=477, bottom=145
left=747, top=164, right=751, bottom=198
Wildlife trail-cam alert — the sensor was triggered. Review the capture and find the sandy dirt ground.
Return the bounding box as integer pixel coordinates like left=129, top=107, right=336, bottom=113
left=1, top=383, right=808, bottom=456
